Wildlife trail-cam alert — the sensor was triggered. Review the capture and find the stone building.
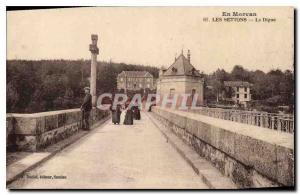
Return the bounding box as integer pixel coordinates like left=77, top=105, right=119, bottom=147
left=224, top=81, right=253, bottom=107
left=157, top=50, right=204, bottom=106
left=117, top=71, right=154, bottom=92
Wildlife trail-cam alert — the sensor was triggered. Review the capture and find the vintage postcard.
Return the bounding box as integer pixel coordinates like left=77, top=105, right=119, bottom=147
left=6, top=6, right=294, bottom=189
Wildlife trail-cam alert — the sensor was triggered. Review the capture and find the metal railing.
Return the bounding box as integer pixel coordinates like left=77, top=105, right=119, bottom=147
left=189, top=108, right=294, bottom=133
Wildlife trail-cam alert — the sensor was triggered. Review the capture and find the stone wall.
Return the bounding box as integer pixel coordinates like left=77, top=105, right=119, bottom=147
left=6, top=108, right=110, bottom=152
left=151, top=106, right=294, bottom=188
left=157, top=76, right=204, bottom=106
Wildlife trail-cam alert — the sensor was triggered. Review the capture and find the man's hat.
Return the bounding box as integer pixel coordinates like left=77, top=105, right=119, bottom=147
left=84, top=87, right=90, bottom=90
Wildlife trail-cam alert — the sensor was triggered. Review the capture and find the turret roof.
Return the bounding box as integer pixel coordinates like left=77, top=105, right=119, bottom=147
left=162, top=54, right=201, bottom=77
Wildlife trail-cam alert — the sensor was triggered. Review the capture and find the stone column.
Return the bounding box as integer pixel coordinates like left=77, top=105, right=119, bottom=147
left=89, top=34, right=99, bottom=107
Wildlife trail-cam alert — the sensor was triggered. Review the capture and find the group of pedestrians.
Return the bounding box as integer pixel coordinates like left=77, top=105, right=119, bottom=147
left=110, top=102, right=141, bottom=125
left=80, top=86, right=142, bottom=130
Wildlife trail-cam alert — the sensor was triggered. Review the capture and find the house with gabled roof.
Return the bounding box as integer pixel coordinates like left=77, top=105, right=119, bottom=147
left=157, top=50, right=204, bottom=105
left=117, top=71, right=154, bottom=92
left=224, top=81, right=253, bottom=107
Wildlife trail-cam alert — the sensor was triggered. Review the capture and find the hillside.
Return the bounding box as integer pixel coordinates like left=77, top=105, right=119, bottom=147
left=7, top=59, right=159, bottom=113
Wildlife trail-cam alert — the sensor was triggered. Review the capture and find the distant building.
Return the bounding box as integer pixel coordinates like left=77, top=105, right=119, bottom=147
left=117, top=71, right=154, bottom=92
left=157, top=50, right=204, bottom=105
left=224, top=81, right=253, bottom=107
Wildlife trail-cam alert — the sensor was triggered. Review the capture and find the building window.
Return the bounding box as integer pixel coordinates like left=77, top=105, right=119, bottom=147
left=169, top=88, right=175, bottom=97
left=236, top=87, right=239, bottom=92
left=134, top=84, right=136, bottom=88
left=120, top=78, right=123, bottom=82
left=147, top=84, right=150, bottom=88
left=191, top=89, right=196, bottom=102
left=139, top=83, right=142, bottom=88
left=244, top=87, right=247, bottom=92
left=192, top=89, right=196, bottom=96
left=244, top=94, right=247, bottom=98
left=236, top=94, right=239, bottom=99
left=147, top=78, right=150, bottom=82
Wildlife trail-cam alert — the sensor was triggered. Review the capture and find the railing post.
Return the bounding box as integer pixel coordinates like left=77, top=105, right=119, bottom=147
left=271, top=116, right=275, bottom=130
left=266, top=112, right=269, bottom=128
left=277, top=115, right=282, bottom=132
left=188, top=106, right=293, bottom=133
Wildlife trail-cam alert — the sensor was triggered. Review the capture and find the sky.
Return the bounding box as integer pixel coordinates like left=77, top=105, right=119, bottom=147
left=7, top=7, right=294, bottom=74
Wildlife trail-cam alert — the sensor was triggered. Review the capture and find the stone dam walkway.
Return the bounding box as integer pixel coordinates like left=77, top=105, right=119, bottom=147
left=8, top=111, right=209, bottom=189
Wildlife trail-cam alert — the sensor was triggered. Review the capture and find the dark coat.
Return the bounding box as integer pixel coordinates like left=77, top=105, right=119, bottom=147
left=81, top=94, right=92, bottom=111
left=123, top=108, right=134, bottom=125
left=110, top=105, right=121, bottom=124
left=133, top=106, right=141, bottom=120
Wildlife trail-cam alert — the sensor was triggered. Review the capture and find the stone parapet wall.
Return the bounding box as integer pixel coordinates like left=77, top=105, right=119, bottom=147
left=151, top=106, right=294, bottom=188
left=6, top=108, right=110, bottom=152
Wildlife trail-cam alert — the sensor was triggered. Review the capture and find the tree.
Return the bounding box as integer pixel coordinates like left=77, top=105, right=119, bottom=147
left=231, top=65, right=251, bottom=81
left=6, top=81, right=19, bottom=112
left=6, top=59, right=159, bottom=113
left=250, top=70, right=268, bottom=100
left=210, top=69, right=230, bottom=102
left=266, top=69, right=284, bottom=97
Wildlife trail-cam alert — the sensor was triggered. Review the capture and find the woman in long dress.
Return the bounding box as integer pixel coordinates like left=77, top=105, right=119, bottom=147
left=110, top=104, right=121, bottom=124
left=123, top=102, right=134, bottom=125
left=133, top=105, right=141, bottom=120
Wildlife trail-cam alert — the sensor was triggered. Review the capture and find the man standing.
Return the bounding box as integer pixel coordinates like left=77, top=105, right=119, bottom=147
left=81, top=87, right=92, bottom=130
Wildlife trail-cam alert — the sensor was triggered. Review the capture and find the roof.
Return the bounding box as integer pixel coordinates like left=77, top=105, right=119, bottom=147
left=224, top=81, right=253, bottom=87
left=118, top=71, right=153, bottom=78
left=162, top=54, right=201, bottom=77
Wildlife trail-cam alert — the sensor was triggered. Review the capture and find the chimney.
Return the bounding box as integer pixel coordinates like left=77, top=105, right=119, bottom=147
left=187, top=50, right=191, bottom=63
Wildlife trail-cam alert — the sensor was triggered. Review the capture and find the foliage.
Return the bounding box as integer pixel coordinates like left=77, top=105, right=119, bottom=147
left=7, top=59, right=159, bottom=113
left=7, top=60, right=294, bottom=114
left=204, top=65, right=294, bottom=112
